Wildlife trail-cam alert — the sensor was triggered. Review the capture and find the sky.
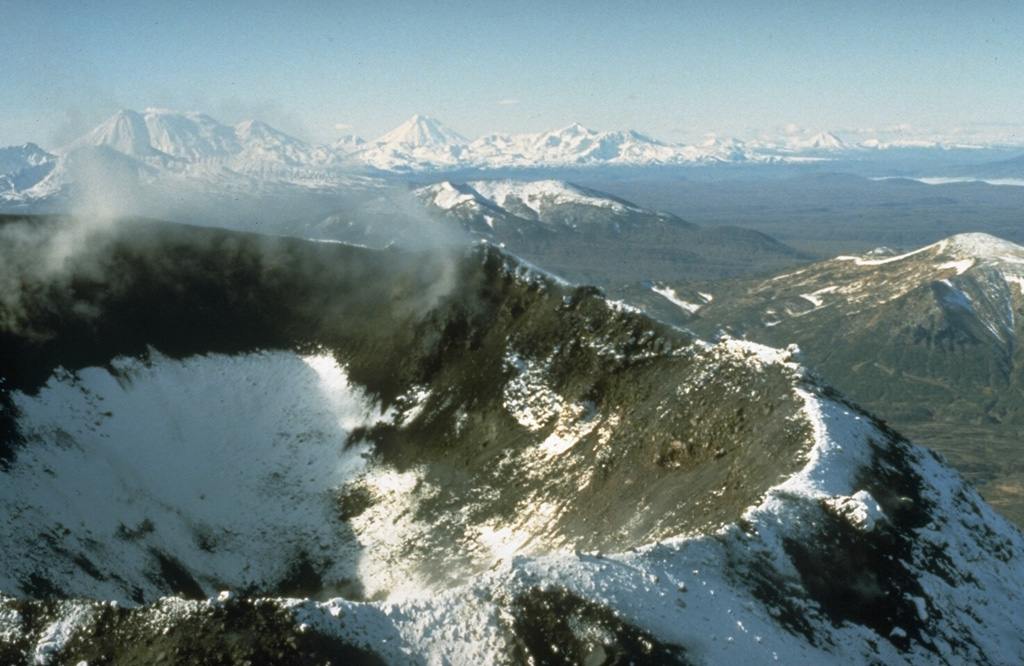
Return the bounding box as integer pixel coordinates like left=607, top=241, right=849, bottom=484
left=2, top=0, right=1024, bottom=148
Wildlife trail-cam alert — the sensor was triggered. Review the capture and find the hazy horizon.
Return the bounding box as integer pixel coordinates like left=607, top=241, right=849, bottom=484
left=3, top=1, right=1023, bottom=149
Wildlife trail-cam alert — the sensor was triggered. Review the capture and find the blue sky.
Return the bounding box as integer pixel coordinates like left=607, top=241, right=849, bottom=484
left=2, top=0, right=1023, bottom=148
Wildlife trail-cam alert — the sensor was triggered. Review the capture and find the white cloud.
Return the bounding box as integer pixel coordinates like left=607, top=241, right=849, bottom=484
left=334, top=122, right=354, bottom=131
left=498, top=99, right=520, bottom=106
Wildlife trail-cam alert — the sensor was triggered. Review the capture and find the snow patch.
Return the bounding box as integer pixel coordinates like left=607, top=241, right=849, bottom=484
left=825, top=490, right=887, bottom=532
left=502, top=351, right=600, bottom=459
left=538, top=400, right=599, bottom=458
left=941, top=232, right=1024, bottom=260
left=799, top=293, right=823, bottom=307
left=836, top=243, right=934, bottom=266
left=771, top=388, right=877, bottom=499
left=429, top=181, right=481, bottom=210
left=937, top=259, right=974, bottom=275
left=651, top=285, right=703, bottom=313
left=346, top=464, right=440, bottom=600
left=33, top=604, right=95, bottom=666
left=2, top=351, right=381, bottom=602
left=468, top=179, right=632, bottom=216
left=939, top=279, right=973, bottom=310
left=503, top=352, right=564, bottom=431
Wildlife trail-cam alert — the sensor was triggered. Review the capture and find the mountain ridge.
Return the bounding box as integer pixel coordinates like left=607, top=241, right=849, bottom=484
left=0, top=217, right=1022, bottom=664
left=407, top=179, right=808, bottom=286
left=635, top=232, right=1024, bottom=526
left=6, top=108, right=1024, bottom=197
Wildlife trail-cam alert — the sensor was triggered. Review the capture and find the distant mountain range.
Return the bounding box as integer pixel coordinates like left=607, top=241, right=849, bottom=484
left=4, top=108, right=1024, bottom=212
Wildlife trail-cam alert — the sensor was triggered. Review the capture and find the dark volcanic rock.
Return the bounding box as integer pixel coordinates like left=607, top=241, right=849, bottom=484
left=1, top=216, right=1022, bottom=665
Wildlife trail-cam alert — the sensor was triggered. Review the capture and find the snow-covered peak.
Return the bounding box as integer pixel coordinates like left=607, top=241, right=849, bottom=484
left=421, top=181, right=493, bottom=211
left=39, top=108, right=363, bottom=194
left=532, top=123, right=597, bottom=149
left=234, top=119, right=277, bottom=139
left=372, top=114, right=468, bottom=148
left=16, top=106, right=1024, bottom=187
left=64, top=109, right=159, bottom=159
left=142, top=109, right=240, bottom=160
left=0, top=142, right=55, bottom=174
left=859, top=138, right=941, bottom=150
left=420, top=179, right=635, bottom=217
left=731, top=232, right=1024, bottom=346
left=469, top=178, right=631, bottom=213
left=48, top=108, right=868, bottom=179
left=937, top=232, right=1024, bottom=263
left=553, top=122, right=596, bottom=138
left=231, top=119, right=341, bottom=169
left=0, top=143, right=57, bottom=198
left=331, top=134, right=365, bottom=153
left=833, top=233, right=1024, bottom=272
left=62, top=108, right=240, bottom=162
left=792, top=131, right=847, bottom=151
left=697, top=136, right=751, bottom=162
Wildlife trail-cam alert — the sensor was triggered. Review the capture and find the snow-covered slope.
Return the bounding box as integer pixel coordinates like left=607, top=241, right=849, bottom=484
left=374, top=114, right=468, bottom=148
left=0, top=143, right=55, bottom=181
left=1, top=218, right=1023, bottom=664
left=0, top=144, right=57, bottom=203
left=419, top=179, right=640, bottom=219
left=686, top=232, right=1024, bottom=353
left=660, top=232, right=1024, bottom=527
left=66, top=109, right=167, bottom=160
left=3, top=351, right=380, bottom=602
left=352, top=115, right=469, bottom=172
left=700, top=233, right=1024, bottom=323
left=62, top=108, right=347, bottom=175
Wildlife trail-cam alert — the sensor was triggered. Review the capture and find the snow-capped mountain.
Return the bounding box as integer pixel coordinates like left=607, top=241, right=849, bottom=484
left=330, top=133, right=365, bottom=153
left=374, top=113, right=468, bottom=148
left=4, top=108, right=1024, bottom=221
left=65, top=108, right=168, bottom=160
left=410, top=179, right=807, bottom=285
left=787, top=131, right=848, bottom=152
left=4, top=109, right=1024, bottom=210
left=353, top=115, right=469, bottom=172
left=355, top=118, right=789, bottom=172
left=63, top=108, right=346, bottom=175
left=323, top=117, right=1024, bottom=173
left=0, top=143, right=55, bottom=177
left=420, top=178, right=646, bottom=221
left=0, top=143, right=56, bottom=199
left=1, top=218, right=1023, bottom=664
left=643, top=232, right=1024, bottom=527
left=0, top=108, right=376, bottom=219
left=488, top=124, right=688, bottom=167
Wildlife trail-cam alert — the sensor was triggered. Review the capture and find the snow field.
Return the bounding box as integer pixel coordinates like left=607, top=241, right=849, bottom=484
left=1, top=351, right=381, bottom=602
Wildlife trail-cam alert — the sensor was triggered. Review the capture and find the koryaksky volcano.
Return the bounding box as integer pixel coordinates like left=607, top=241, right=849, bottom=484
left=0, top=215, right=1023, bottom=665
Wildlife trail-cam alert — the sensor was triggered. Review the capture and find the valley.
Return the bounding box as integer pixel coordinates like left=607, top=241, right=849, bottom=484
left=580, top=174, right=1024, bottom=257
